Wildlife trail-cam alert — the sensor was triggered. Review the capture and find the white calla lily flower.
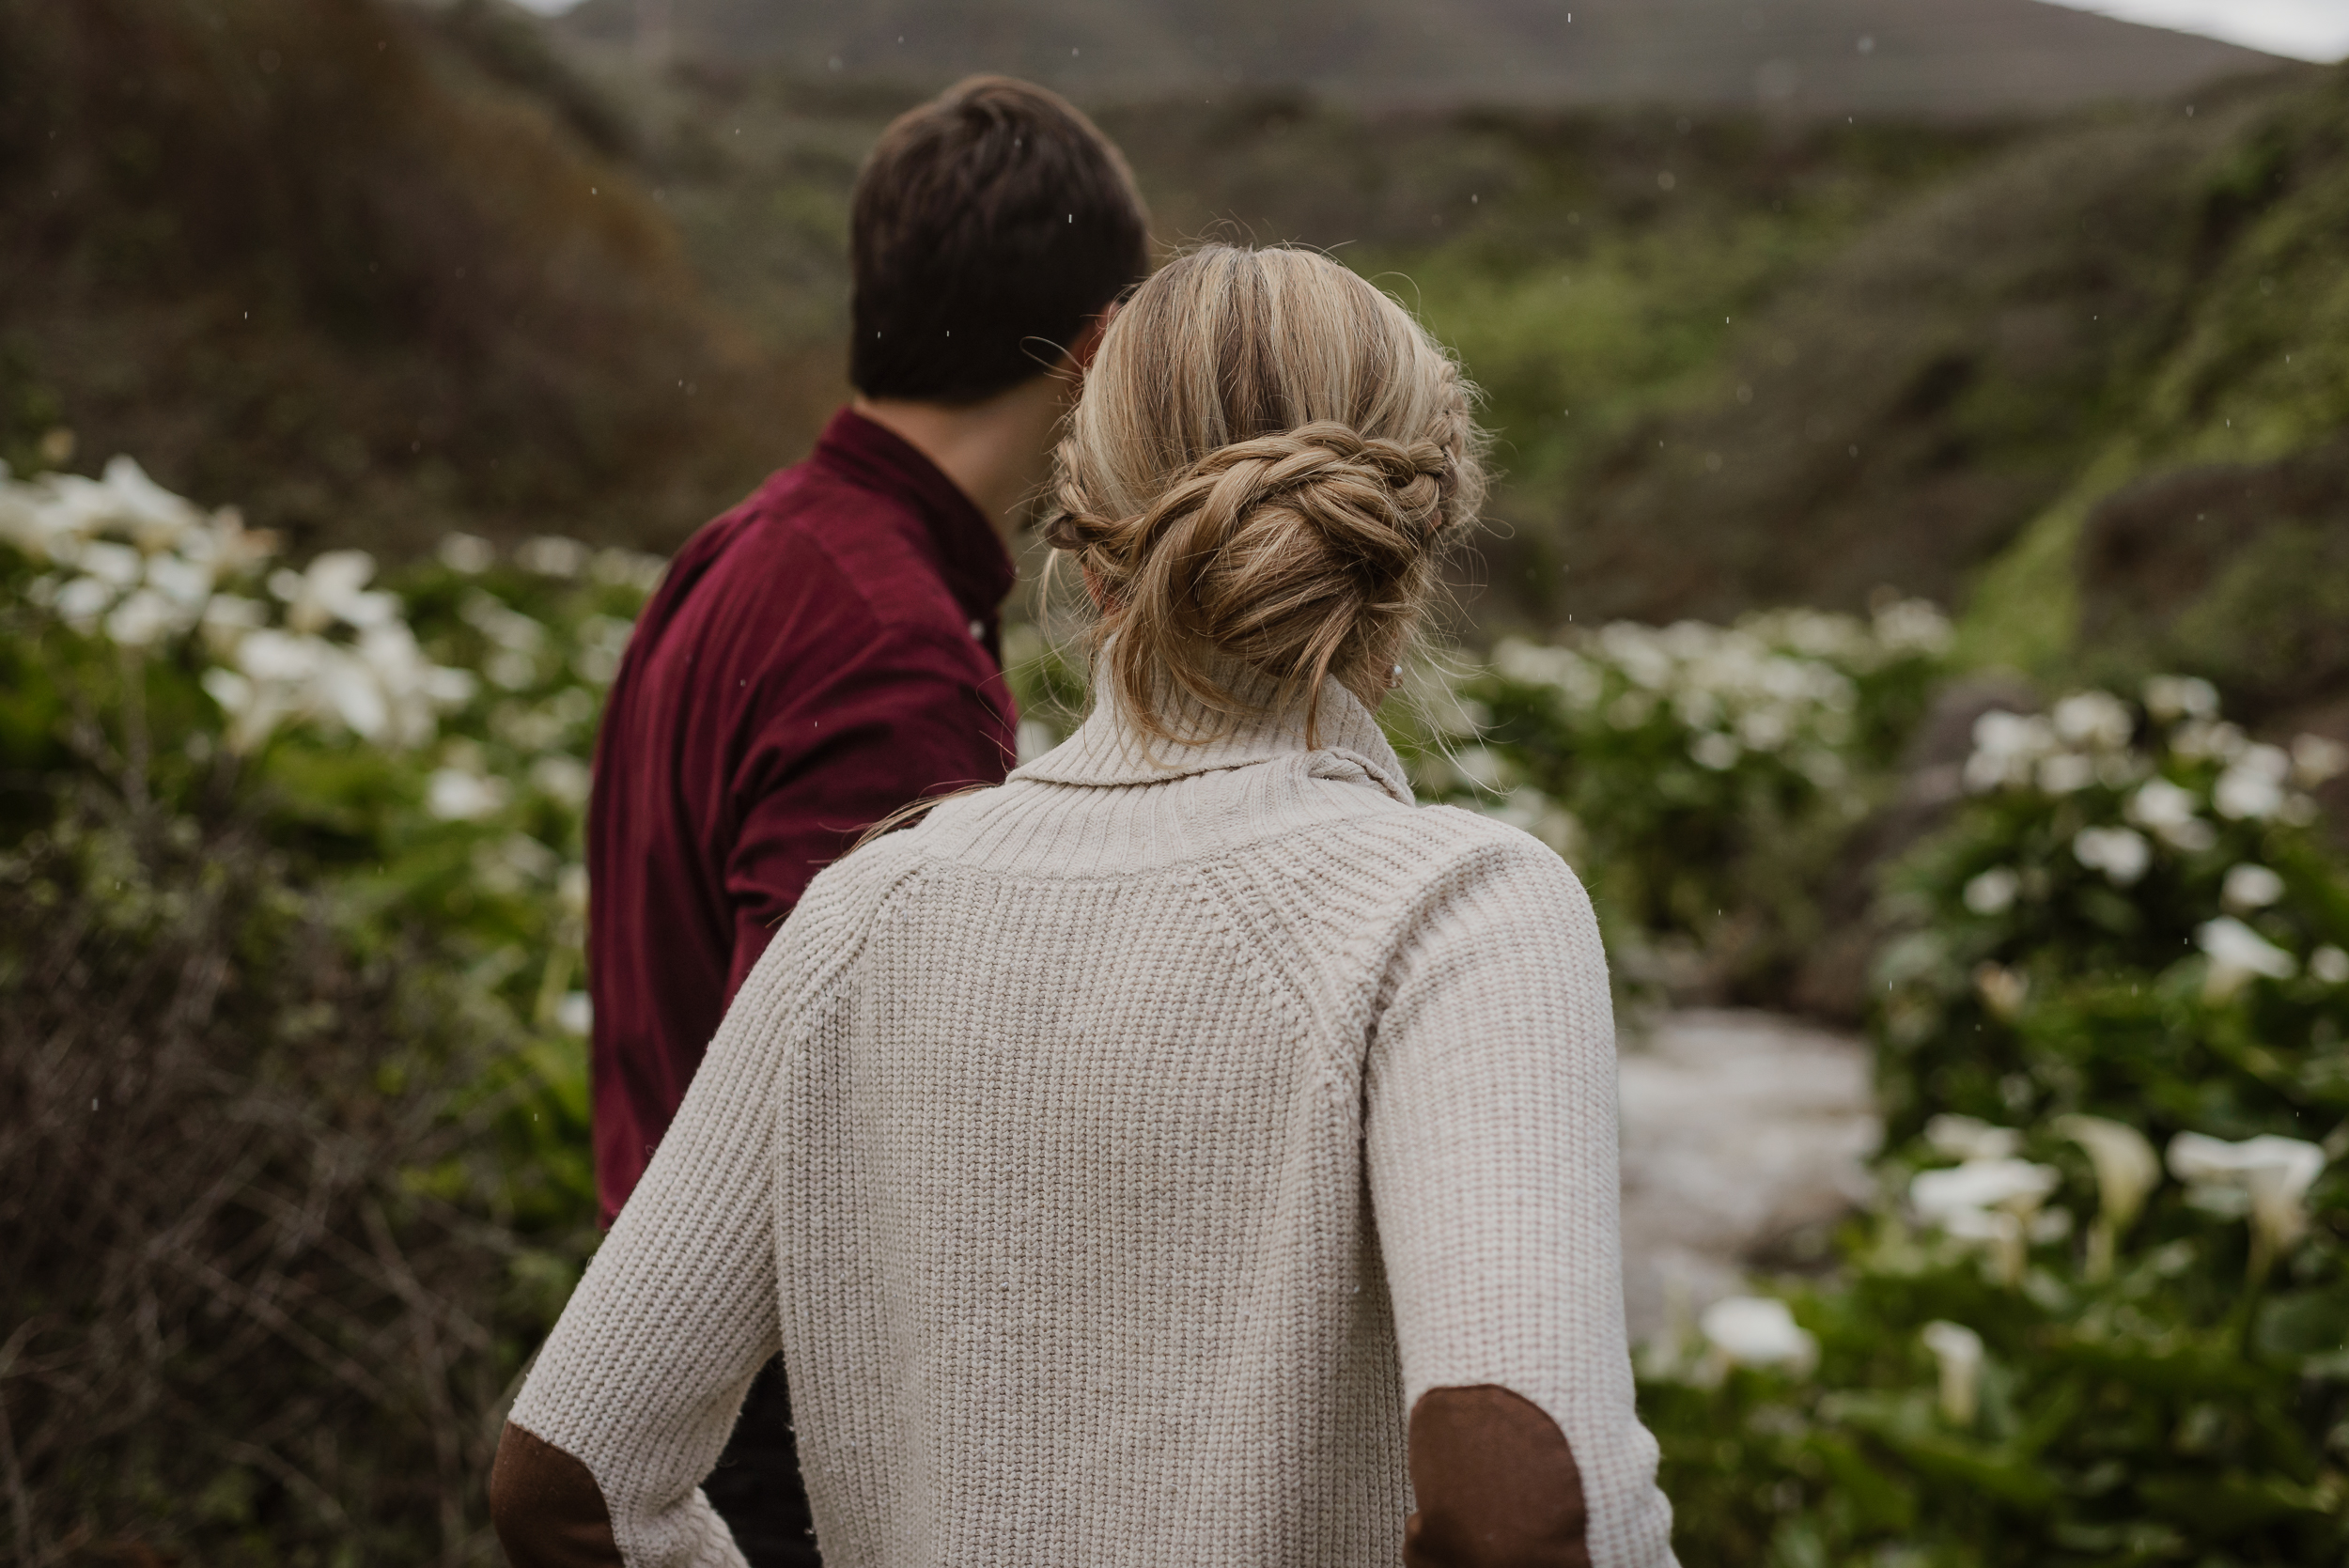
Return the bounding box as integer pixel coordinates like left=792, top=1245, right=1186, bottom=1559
left=2213, top=745, right=2292, bottom=822
left=2220, top=863, right=2286, bottom=911
left=2038, top=753, right=2094, bottom=793
left=103, top=588, right=179, bottom=648
left=2127, top=777, right=2217, bottom=851
left=1965, top=710, right=2057, bottom=792
left=272, top=550, right=397, bottom=635
left=1938, top=1206, right=2028, bottom=1283
left=2291, top=734, right=2348, bottom=788
left=1911, top=1158, right=2060, bottom=1222
left=1912, top=1157, right=2060, bottom=1285
left=439, top=532, right=496, bottom=574
left=2195, top=917, right=2296, bottom=1000
left=78, top=539, right=144, bottom=589
left=1972, top=961, right=2029, bottom=1020
left=53, top=575, right=116, bottom=629
left=1923, top=1114, right=2022, bottom=1163
left=2052, top=691, right=2133, bottom=751
left=1920, top=1321, right=1984, bottom=1426
left=2073, top=826, right=2152, bottom=886
left=1699, top=1296, right=1815, bottom=1373
left=2054, top=1114, right=2159, bottom=1232
left=2054, top=1113, right=2160, bottom=1278
left=428, top=768, right=510, bottom=822
left=1962, top=867, right=2019, bottom=915
left=2167, top=1132, right=2326, bottom=1265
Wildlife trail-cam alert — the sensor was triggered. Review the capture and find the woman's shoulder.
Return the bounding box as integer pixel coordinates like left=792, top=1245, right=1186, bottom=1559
left=1315, top=798, right=1589, bottom=886
left=1233, top=800, right=1600, bottom=949
left=766, top=828, right=942, bottom=970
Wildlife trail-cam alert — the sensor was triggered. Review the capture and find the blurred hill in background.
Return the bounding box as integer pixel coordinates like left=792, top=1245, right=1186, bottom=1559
left=2, top=0, right=2342, bottom=740
left=0, top=0, right=831, bottom=558
left=558, top=0, right=2277, bottom=117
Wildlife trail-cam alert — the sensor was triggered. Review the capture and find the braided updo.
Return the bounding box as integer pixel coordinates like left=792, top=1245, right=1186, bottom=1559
left=1045, top=245, right=1486, bottom=744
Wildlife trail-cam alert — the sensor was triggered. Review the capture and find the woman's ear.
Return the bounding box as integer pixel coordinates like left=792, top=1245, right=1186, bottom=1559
left=1081, top=561, right=1113, bottom=613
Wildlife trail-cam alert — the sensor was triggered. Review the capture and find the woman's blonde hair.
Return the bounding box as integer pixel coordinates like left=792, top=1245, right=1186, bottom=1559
left=1044, top=244, right=1486, bottom=744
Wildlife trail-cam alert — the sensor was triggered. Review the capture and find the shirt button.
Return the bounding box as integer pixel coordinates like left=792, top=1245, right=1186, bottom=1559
left=968, top=619, right=986, bottom=640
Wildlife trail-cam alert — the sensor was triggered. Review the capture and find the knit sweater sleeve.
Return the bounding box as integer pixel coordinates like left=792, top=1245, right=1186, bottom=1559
left=506, top=884, right=848, bottom=1566
left=1363, top=831, right=1679, bottom=1568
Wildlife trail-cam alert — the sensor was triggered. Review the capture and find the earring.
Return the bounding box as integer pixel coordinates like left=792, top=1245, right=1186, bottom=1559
left=1387, top=663, right=1405, bottom=690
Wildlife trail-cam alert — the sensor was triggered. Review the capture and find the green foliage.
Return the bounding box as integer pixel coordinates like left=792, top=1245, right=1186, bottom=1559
left=1635, top=676, right=2349, bottom=1567
left=1648, top=1208, right=2349, bottom=1568
left=0, top=462, right=647, bottom=1559
left=1875, top=685, right=2349, bottom=1142
left=1395, top=601, right=1950, bottom=1001
left=1961, top=65, right=2349, bottom=681
left=1, top=789, right=556, bottom=1562
left=15, top=446, right=2349, bottom=1562
left=614, top=75, right=2006, bottom=616
left=1355, top=214, right=1812, bottom=555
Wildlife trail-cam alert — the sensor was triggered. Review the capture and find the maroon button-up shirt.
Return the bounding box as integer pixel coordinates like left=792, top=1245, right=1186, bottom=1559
left=586, top=408, right=1019, bottom=1223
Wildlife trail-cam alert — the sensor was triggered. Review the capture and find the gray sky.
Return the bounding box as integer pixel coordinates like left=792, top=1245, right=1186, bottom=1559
left=504, top=0, right=2349, bottom=64
left=2038, top=0, right=2349, bottom=61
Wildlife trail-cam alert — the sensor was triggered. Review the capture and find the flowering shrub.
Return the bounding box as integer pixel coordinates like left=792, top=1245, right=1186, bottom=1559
left=1396, top=600, right=1952, bottom=999
left=1874, top=675, right=2349, bottom=1141
left=1, top=456, right=661, bottom=1086
left=1640, top=676, right=2349, bottom=1567
left=15, top=454, right=2349, bottom=1561
left=0, top=455, right=655, bottom=1554
left=1642, top=1104, right=2347, bottom=1567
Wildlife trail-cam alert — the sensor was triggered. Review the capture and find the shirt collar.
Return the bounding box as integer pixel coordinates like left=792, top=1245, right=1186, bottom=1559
left=809, top=407, right=1019, bottom=624
left=1013, top=660, right=1417, bottom=803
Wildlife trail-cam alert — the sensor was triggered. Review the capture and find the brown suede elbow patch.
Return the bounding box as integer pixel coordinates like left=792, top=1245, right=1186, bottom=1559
left=1404, top=1385, right=1591, bottom=1568
left=490, top=1421, right=623, bottom=1568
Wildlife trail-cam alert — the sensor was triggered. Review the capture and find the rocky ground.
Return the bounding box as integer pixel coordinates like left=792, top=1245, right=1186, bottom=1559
left=1617, top=1009, right=1882, bottom=1343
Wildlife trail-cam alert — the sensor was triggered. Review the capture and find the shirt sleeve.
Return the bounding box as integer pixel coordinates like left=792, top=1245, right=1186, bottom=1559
left=508, top=920, right=811, bottom=1566
left=1363, top=836, right=1679, bottom=1568
left=723, top=621, right=1012, bottom=997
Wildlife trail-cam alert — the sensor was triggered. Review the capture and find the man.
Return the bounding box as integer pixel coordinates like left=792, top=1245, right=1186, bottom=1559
left=580, top=77, right=1149, bottom=1565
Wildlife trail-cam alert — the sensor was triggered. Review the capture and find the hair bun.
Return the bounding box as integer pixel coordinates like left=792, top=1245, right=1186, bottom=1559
left=1042, top=422, right=1446, bottom=558
left=1058, top=419, right=1452, bottom=717
left=1186, top=421, right=1450, bottom=546
left=1046, top=245, right=1486, bottom=743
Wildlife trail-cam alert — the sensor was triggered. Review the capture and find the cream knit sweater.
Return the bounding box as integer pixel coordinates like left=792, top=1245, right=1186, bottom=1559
left=513, top=675, right=1679, bottom=1568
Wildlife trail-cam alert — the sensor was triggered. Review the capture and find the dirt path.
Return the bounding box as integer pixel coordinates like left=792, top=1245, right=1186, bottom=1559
left=1616, top=1009, right=1881, bottom=1342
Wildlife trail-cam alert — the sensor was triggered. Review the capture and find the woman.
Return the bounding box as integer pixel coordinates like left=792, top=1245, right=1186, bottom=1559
left=491, top=245, right=1679, bottom=1568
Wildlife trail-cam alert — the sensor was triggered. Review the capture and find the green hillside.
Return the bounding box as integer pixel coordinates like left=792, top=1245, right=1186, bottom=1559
left=558, top=0, right=2279, bottom=116
left=1969, top=64, right=2349, bottom=714
left=547, top=56, right=2027, bottom=602
left=1389, top=61, right=2349, bottom=732
left=0, top=0, right=826, bottom=557
left=1488, top=72, right=2293, bottom=625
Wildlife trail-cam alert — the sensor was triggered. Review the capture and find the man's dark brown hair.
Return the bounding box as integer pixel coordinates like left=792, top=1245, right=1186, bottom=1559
left=850, top=76, right=1150, bottom=404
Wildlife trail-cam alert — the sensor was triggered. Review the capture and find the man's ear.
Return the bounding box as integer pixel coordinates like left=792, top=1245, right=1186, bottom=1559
left=1067, top=302, right=1119, bottom=375
left=1080, top=561, right=1114, bottom=612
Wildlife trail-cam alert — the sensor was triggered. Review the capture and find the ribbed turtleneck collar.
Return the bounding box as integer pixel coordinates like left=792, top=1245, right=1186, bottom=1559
left=1012, top=662, right=1416, bottom=805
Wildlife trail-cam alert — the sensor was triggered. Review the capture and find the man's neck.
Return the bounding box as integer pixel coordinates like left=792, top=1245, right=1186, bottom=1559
left=853, top=374, right=1072, bottom=544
